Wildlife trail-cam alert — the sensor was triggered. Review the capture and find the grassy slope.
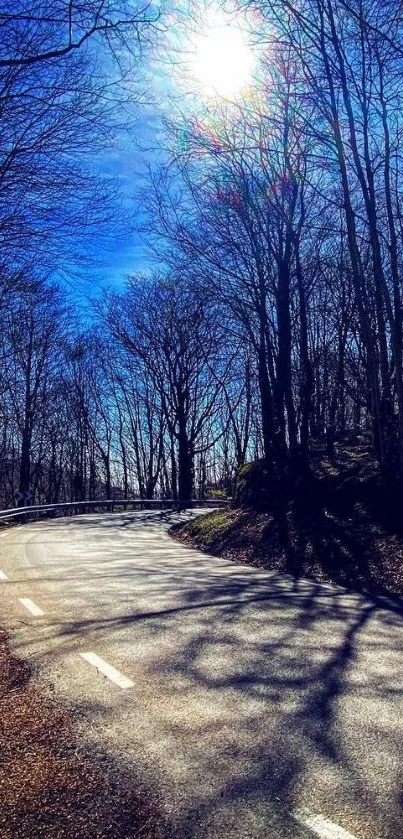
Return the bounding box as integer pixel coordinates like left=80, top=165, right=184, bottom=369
left=172, top=501, right=403, bottom=599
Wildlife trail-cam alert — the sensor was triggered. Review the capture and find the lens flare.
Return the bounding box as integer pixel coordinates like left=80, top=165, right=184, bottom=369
left=191, top=22, right=254, bottom=98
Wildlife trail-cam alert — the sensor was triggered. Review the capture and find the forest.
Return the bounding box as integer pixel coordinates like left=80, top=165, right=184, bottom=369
left=2, top=1, right=403, bottom=510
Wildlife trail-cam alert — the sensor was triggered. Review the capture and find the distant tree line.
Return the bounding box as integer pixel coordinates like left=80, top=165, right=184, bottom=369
left=0, top=1, right=155, bottom=506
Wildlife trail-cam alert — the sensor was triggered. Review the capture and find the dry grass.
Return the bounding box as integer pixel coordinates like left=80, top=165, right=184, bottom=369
left=0, top=630, right=166, bottom=839
left=174, top=444, right=403, bottom=599
left=172, top=505, right=403, bottom=599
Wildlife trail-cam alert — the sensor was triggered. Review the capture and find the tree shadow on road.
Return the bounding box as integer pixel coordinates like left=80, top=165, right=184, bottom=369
left=12, top=512, right=403, bottom=838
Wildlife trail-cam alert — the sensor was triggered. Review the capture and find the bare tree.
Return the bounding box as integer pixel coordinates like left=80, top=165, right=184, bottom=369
left=0, top=0, right=153, bottom=280
left=102, top=274, right=227, bottom=501
left=0, top=1, right=157, bottom=69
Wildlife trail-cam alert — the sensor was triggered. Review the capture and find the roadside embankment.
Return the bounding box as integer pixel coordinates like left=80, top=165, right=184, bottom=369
left=0, top=628, right=165, bottom=839
left=171, top=506, right=403, bottom=599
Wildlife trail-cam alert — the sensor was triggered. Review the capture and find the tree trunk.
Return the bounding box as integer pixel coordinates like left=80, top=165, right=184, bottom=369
left=257, top=326, right=275, bottom=468
left=177, top=429, right=193, bottom=502
left=19, top=428, right=31, bottom=501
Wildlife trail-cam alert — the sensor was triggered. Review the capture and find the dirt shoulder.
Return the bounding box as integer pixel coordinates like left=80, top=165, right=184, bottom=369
left=0, top=629, right=166, bottom=839
left=171, top=506, right=403, bottom=600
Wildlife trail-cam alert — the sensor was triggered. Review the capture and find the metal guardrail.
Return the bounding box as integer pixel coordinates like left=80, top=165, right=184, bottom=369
left=0, top=498, right=229, bottom=524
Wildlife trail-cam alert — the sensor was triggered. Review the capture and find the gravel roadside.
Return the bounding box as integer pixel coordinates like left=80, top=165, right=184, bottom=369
left=0, top=628, right=166, bottom=839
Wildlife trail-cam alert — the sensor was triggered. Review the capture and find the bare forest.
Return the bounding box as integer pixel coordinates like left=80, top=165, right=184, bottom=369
left=2, top=1, right=403, bottom=510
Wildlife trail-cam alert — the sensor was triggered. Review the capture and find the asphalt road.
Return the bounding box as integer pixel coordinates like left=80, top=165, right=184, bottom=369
left=0, top=511, right=402, bottom=839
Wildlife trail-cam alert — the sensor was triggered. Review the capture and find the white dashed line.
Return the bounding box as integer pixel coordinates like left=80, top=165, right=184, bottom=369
left=0, top=570, right=8, bottom=580
left=294, top=812, right=358, bottom=839
left=80, top=652, right=134, bottom=689
left=18, top=597, right=44, bottom=617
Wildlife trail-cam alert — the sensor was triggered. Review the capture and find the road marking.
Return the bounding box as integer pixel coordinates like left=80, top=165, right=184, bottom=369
left=0, top=570, right=8, bottom=580
left=22, top=543, right=32, bottom=569
left=18, top=597, right=44, bottom=617
left=294, top=812, right=358, bottom=839
left=0, top=527, right=23, bottom=536
left=79, top=652, right=134, bottom=689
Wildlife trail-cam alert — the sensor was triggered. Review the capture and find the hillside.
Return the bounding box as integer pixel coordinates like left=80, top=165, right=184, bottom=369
left=172, top=444, right=403, bottom=599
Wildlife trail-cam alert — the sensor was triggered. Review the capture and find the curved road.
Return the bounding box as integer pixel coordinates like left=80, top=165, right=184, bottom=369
left=0, top=511, right=402, bottom=839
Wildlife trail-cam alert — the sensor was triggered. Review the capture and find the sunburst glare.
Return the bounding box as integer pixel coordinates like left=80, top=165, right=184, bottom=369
left=189, top=15, right=255, bottom=99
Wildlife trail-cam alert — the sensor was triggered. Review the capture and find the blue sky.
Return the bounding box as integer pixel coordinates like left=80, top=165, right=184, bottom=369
left=85, top=48, right=178, bottom=291
left=81, top=0, right=255, bottom=294
left=88, top=111, right=164, bottom=288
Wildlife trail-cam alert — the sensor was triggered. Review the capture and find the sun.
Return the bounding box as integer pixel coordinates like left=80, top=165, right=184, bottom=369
left=191, top=22, right=254, bottom=99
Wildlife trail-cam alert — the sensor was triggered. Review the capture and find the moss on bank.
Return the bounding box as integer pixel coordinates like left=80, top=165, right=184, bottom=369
left=171, top=506, right=403, bottom=599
